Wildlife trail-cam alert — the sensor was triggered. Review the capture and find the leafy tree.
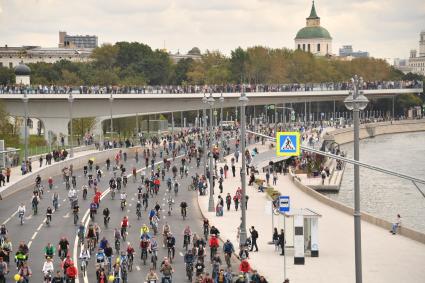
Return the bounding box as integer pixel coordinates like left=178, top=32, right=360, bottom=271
left=91, top=44, right=119, bottom=69
left=230, top=47, right=248, bottom=83
left=0, top=67, right=15, bottom=84
left=174, top=58, right=193, bottom=85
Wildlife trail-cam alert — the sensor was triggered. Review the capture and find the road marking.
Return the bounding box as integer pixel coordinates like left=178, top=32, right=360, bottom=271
left=25, top=215, right=32, bottom=220
left=28, top=240, right=32, bottom=248
left=136, top=266, right=141, bottom=271
left=31, top=232, right=37, bottom=240
left=63, top=199, right=66, bottom=202
left=2, top=211, right=18, bottom=225
left=129, top=203, right=132, bottom=207
left=127, top=209, right=131, bottom=213
left=37, top=222, right=43, bottom=231
left=179, top=252, right=184, bottom=257
left=63, top=212, right=70, bottom=218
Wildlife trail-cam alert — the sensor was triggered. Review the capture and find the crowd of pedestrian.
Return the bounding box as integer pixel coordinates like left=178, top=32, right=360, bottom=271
left=0, top=80, right=422, bottom=95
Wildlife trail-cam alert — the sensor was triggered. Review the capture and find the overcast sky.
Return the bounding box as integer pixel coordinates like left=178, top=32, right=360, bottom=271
left=0, top=0, right=424, bottom=60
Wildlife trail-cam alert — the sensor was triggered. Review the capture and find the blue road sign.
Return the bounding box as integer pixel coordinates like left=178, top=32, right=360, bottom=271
left=276, top=132, right=300, bottom=157
left=279, top=195, right=290, bottom=213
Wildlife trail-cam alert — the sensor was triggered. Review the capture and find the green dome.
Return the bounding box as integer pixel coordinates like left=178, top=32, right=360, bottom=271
left=295, top=26, right=332, bottom=40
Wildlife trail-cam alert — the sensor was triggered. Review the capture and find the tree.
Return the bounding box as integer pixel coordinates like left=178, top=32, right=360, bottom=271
left=0, top=67, right=15, bottom=85
left=230, top=47, right=248, bottom=83
left=0, top=100, right=18, bottom=146
left=91, top=44, right=119, bottom=69
left=71, top=118, right=97, bottom=139
left=173, top=58, right=194, bottom=85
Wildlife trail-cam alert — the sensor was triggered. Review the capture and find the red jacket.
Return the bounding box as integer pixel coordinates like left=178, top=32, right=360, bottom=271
left=209, top=237, right=219, bottom=248
left=239, top=260, right=251, bottom=273
left=66, top=265, right=78, bottom=278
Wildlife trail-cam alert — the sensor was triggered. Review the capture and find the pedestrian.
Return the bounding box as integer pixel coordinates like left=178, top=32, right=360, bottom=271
left=273, top=228, right=279, bottom=251
left=0, top=172, right=4, bottom=187
left=249, top=226, right=259, bottom=252
left=390, top=214, right=402, bottom=235
left=225, top=193, right=232, bottom=211
left=265, top=171, right=270, bottom=186
left=231, top=164, right=236, bottom=177
left=234, top=151, right=239, bottom=163
left=5, top=168, right=10, bottom=183
left=39, top=155, right=43, bottom=167
left=233, top=194, right=239, bottom=211
left=245, top=195, right=249, bottom=210
left=219, top=178, right=223, bottom=194
left=321, top=169, right=326, bottom=185
left=224, top=164, right=229, bottom=179
left=278, top=229, right=285, bottom=255
left=272, top=171, right=278, bottom=185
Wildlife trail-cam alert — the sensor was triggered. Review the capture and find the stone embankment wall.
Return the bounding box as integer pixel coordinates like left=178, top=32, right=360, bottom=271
left=331, top=119, right=425, bottom=145
left=292, top=119, right=425, bottom=244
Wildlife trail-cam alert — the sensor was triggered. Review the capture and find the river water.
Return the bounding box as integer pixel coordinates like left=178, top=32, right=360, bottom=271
left=326, top=131, right=425, bottom=233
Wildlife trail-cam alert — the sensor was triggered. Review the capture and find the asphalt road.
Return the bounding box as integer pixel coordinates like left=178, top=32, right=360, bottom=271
left=1, top=137, right=239, bottom=283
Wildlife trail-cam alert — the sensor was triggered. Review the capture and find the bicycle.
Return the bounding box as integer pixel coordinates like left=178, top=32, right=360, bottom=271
left=203, top=226, right=209, bottom=241
left=104, top=216, right=110, bottom=228
left=151, top=251, right=157, bottom=270
left=186, top=262, right=193, bottom=282
left=224, top=253, right=232, bottom=268
left=181, top=207, right=187, bottom=220
left=120, top=200, right=126, bottom=211
left=115, top=239, right=120, bottom=254
left=80, top=258, right=88, bottom=277
left=183, top=235, right=190, bottom=251
left=87, top=238, right=96, bottom=254
left=19, top=212, right=24, bottom=225
left=141, top=248, right=148, bottom=265
left=128, top=254, right=133, bottom=272
left=73, top=212, right=79, bottom=225
left=167, top=246, right=174, bottom=263
left=111, top=189, right=116, bottom=200
left=136, top=208, right=141, bottom=220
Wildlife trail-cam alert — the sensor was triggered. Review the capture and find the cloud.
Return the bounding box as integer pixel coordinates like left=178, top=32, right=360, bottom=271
left=0, top=0, right=423, bottom=60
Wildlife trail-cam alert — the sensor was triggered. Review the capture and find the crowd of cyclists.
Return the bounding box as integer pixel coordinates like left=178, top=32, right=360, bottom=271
left=0, top=125, right=273, bottom=283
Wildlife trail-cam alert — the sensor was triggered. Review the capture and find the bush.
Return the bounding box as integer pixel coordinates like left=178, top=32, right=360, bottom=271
left=0, top=134, right=19, bottom=147
left=29, top=135, right=47, bottom=147
left=266, top=187, right=281, bottom=200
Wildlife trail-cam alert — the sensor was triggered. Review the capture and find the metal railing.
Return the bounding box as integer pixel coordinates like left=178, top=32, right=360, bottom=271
left=247, top=130, right=425, bottom=198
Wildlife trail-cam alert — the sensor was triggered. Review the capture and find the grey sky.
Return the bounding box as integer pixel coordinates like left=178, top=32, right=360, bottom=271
left=0, top=0, right=424, bottom=60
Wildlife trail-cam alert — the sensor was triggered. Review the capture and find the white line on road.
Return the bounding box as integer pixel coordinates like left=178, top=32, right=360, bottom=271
left=136, top=266, right=141, bottom=271
left=28, top=240, right=32, bottom=248
left=31, top=232, right=37, bottom=240
left=179, top=252, right=184, bottom=257
left=36, top=222, right=43, bottom=231
left=63, top=212, right=70, bottom=218
left=2, top=211, right=18, bottom=225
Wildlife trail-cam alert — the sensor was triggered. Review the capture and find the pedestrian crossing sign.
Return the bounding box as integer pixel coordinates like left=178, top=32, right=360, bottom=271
left=276, top=132, right=300, bottom=156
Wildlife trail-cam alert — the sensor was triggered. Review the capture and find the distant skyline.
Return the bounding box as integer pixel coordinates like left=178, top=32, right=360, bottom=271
left=0, top=0, right=424, bottom=60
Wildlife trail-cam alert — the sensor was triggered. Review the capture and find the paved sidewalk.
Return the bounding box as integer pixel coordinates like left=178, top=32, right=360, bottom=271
left=198, top=143, right=425, bottom=283
left=0, top=147, right=100, bottom=196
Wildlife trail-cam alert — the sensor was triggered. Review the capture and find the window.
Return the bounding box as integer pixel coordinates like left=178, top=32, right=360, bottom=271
left=9, top=62, right=13, bottom=68
left=308, top=44, right=311, bottom=52
left=27, top=119, right=33, bottom=129
left=0, top=62, right=2, bottom=67
left=298, top=44, right=301, bottom=50
left=303, top=44, right=305, bottom=51
left=317, top=44, right=320, bottom=52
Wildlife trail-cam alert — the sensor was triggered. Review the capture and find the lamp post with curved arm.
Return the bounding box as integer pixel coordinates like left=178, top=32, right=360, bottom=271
left=207, top=92, right=216, bottom=212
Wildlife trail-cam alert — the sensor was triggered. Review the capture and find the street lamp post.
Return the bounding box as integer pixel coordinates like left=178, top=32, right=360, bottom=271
left=219, top=93, right=224, bottom=162
left=344, top=75, right=369, bottom=283
left=207, top=92, right=215, bottom=212
left=22, top=93, right=29, bottom=162
left=68, top=93, right=74, bottom=158
left=239, top=89, right=249, bottom=246
left=274, top=104, right=278, bottom=134
left=202, top=94, right=208, bottom=181
left=109, top=93, right=114, bottom=142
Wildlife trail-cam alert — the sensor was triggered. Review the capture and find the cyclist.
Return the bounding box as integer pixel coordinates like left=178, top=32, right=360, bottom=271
left=44, top=243, right=56, bottom=259
left=154, top=202, right=161, bottom=216
left=58, top=237, right=70, bottom=259
left=35, top=174, right=41, bottom=187
left=142, top=192, right=149, bottom=210
left=48, top=177, right=53, bottom=190
left=140, top=237, right=150, bottom=262
left=126, top=244, right=135, bottom=264
left=223, top=239, right=235, bottom=268
left=166, top=233, right=176, bottom=261
left=99, top=236, right=108, bottom=251
left=209, top=234, right=220, bottom=260
left=194, top=259, right=205, bottom=278
left=173, top=181, right=179, bottom=196
left=46, top=206, right=53, bottom=225
left=184, top=249, right=195, bottom=279
left=77, top=222, right=85, bottom=244
left=86, top=224, right=96, bottom=250
left=180, top=201, right=188, bottom=218
left=121, top=216, right=129, bottom=239
left=65, top=260, right=78, bottom=282
left=82, top=185, right=88, bottom=200
left=103, top=207, right=110, bottom=227
left=167, top=195, right=174, bottom=215
left=42, top=257, right=54, bottom=281
left=120, top=192, right=127, bottom=210
left=52, top=192, right=59, bottom=210
left=145, top=268, right=159, bottom=282
left=160, top=258, right=173, bottom=283
left=89, top=201, right=97, bottom=220
left=72, top=202, right=80, bottom=225
left=166, top=177, right=172, bottom=191
left=17, top=203, right=26, bottom=224
left=61, top=254, right=73, bottom=274
left=79, top=246, right=90, bottom=273
left=31, top=194, right=39, bottom=215
left=183, top=226, right=192, bottom=245
left=140, top=224, right=150, bottom=238
left=203, top=219, right=209, bottom=239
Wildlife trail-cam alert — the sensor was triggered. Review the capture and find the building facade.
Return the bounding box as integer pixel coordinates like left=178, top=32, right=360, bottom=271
left=59, top=31, right=98, bottom=49
left=294, top=1, right=332, bottom=56
left=339, top=45, right=369, bottom=58
left=407, top=31, right=425, bottom=76
left=0, top=46, right=92, bottom=68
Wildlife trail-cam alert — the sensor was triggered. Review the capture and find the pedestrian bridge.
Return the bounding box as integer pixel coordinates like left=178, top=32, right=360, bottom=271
left=1, top=88, right=422, bottom=119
